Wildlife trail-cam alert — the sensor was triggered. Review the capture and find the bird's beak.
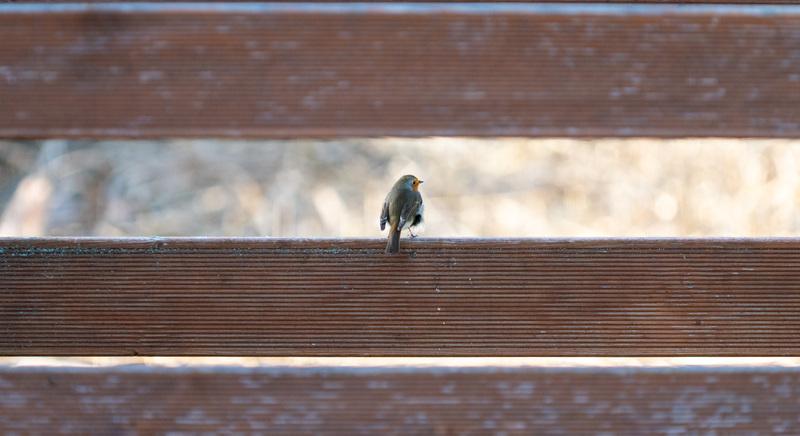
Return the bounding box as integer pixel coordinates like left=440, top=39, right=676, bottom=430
left=419, top=180, right=424, bottom=184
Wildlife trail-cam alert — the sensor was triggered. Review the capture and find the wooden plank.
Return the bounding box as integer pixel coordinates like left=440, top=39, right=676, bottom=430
left=2, top=366, right=799, bottom=433
left=6, top=1, right=800, bottom=3
left=1, top=4, right=800, bottom=138
left=3, top=237, right=800, bottom=356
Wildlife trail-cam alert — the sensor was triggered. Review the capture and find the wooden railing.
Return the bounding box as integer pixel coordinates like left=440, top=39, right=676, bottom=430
left=1, top=3, right=799, bottom=138
left=4, top=366, right=799, bottom=434
left=3, top=238, right=800, bottom=356
left=2, top=1, right=800, bottom=433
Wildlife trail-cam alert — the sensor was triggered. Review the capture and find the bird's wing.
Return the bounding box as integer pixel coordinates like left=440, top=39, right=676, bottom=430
left=398, top=192, right=423, bottom=230
left=380, top=199, right=389, bottom=231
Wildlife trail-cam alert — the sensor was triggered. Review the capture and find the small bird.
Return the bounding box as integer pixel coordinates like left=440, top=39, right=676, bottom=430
left=380, top=175, right=424, bottom=254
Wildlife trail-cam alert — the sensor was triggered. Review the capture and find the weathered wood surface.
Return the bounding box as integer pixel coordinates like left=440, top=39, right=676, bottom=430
left=3, top=238, right=800, bottom=356
left=1, top=4, right=800, bottom=138
left=6, top=1, right=800, bottom=3
left=1, top=366, right=799, bottom=434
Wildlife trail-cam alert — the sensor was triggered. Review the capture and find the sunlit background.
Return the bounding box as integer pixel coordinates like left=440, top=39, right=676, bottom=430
left=2, top=139, right=800, bottom=238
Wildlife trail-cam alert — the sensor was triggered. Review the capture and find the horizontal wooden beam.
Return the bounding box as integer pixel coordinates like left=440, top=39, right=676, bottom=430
left=2, top=366, right=799, bottom=433
left=3, top=238, right=800, bottom=356
left=7, top=1, right=800, bottom=3
left=1, top=4, right=800, bottom=138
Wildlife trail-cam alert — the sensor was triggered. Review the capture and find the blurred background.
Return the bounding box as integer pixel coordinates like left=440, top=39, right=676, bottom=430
left=2, top=139, right=800, bottom=238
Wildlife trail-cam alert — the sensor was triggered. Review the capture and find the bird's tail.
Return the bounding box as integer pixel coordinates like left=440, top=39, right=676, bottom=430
left=386, top=224, right=401, bottom=254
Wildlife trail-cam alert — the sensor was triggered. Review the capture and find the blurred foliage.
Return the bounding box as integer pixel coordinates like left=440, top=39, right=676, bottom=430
left=2, top=139, right=800, bottom=237
left=0, top=142, right=38, bottom=208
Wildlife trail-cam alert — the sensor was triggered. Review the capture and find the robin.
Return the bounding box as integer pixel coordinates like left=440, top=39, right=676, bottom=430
left=380, top=175, right=424, bottom=254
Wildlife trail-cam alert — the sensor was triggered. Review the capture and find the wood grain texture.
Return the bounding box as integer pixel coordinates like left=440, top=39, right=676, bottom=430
left=5, top=1, right=800, bottom=3
left=1, top=4, right=800, bottom=138
left=3, top=237, right=800, bottom=356
left=2, top=366, right=799, bottom=434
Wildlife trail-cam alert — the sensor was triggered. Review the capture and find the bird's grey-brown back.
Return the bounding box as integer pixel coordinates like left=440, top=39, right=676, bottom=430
left=381, top=174, right=424, bottom=254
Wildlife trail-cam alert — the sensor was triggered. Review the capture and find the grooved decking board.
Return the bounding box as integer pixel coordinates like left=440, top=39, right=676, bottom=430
left=2, top=367, right=799, bottom=434
left=7, top=1, right=800, bottom=3
left=2, top=238, right=800, bottom=356
left=2, top=4, right=800, bottom=138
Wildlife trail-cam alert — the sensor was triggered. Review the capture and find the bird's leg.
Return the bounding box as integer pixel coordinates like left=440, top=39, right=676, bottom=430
left=408, top=228, right=418, bottom=238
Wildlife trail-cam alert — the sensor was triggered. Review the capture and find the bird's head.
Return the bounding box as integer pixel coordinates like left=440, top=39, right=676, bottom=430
left=398, top=174, right=424, bottom=192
